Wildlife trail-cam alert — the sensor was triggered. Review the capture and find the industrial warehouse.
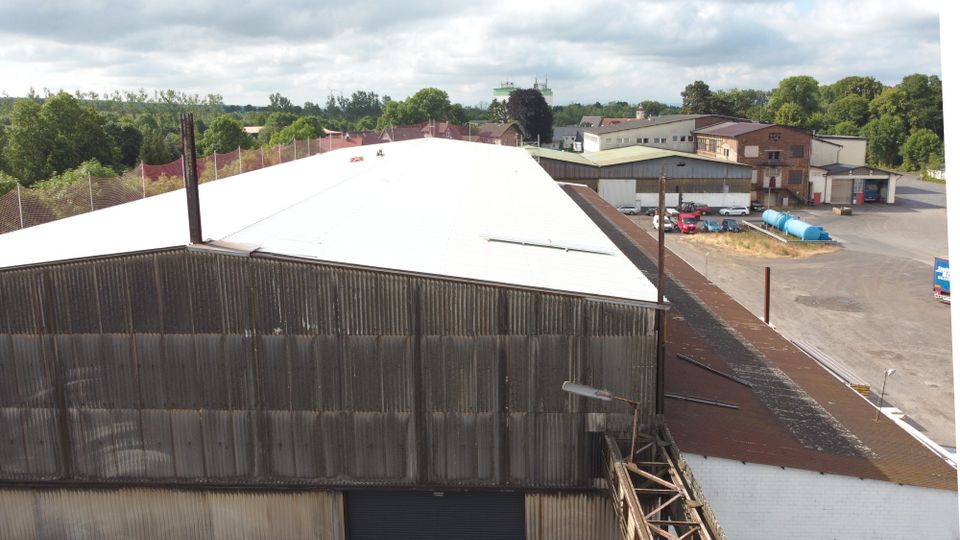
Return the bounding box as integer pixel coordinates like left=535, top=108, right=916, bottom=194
left=0, top=136, right=956, bottom=539
left=527, top=146, right=754, bottom=211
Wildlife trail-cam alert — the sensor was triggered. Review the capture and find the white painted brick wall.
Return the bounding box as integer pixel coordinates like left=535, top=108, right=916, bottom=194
left=683, top=453, right=959, bottom=540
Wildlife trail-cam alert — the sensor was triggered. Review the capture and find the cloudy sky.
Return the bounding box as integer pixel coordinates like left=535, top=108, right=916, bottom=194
left=0, top=1, right=943, bottom=108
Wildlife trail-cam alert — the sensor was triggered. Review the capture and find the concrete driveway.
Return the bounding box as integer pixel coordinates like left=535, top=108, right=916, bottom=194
left=632, top=174, right=955, bottom=447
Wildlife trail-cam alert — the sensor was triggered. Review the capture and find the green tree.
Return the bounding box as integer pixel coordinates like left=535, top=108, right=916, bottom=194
left=489, top=100, right=509, bottom=123
left=507, top=88, right=552, bottom=143
left=242, top=111, right=267, bottom=126
left=861, top=114, right=906, bottom=166
left=139, top=129, right=176, bottom=164
left=343, top=90, right=383, bottom=122
left=201, top=115, right=253, bottom=154
left=104, top=121, right=144, bottom=169
left=3, top=99, right=52, bottom=185
left=406, top=87, right=454, bottom=122
left=268, top=116, right=324, bottom=145
left=774, top=102, right=806, bottom=127
left=899, top=74, right=943, bottom=137
left=766, top=76, right=820, bottom=120
left=268, top=92, right=295, bottom=112
left=375, top=87, right=456, bottom=129
left=821, top=76, right=884, bottom=104
left=40, top=92, right=114, bottom=177
left=638, top=100, right=673, bottom=118
left=900, top=128, right=943, bottom=171
left=868, top=87, right=907, bottom=119
left=681, top=81, right=712, bottom=114
left=257, top=112, right=299, bottom=145
left=827, top=94, right=870, bottom=126
left=831, top=120, right=861, bottom=136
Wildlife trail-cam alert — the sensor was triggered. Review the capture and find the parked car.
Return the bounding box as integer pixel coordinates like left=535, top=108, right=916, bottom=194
left=677, top=213, right=699, bottom=234
left=750, top=201, right=765, bottom=213
left=719, top=206, right=750, bottom=216
left=617, top=204, right=639, bottom=215
left=700, top=218, right=723, bottom=232
left=721, top=218, right=742, bottom=232
left=681, top=202, right=711, bottom=215
left=652, top=214, right=676, bottom=232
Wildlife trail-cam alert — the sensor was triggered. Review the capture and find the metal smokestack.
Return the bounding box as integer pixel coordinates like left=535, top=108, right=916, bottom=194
left=180, top=113, right=202, bottom=244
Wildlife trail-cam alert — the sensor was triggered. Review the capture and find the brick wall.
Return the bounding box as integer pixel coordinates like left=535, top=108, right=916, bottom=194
left=736, top=126, right=811, bottom=200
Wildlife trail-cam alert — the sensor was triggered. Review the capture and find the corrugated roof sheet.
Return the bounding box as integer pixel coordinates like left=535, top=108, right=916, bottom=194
left=0, top=138, right=658, bottom=303
left=526, top=145, right=753, bottom=169
left=695, top=121, right=812, bottom=138
left=584, top=114, right=709, bottom=135
left=565, top=184, right=958, bottom=491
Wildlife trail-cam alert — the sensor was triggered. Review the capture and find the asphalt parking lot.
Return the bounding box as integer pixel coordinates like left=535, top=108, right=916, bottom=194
left=631, top=174, right=955, bottom=447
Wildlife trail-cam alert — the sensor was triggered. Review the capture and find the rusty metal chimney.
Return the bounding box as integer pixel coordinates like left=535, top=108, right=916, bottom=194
left=180, top=113, right=202, bottom=244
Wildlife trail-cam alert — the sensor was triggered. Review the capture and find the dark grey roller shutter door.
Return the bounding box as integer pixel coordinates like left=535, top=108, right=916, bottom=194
left=346, top=490, right=524, bottom=540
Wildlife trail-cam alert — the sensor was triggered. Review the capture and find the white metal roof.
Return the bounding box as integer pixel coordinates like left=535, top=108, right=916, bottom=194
left=0, top=138, right=658, bottom=302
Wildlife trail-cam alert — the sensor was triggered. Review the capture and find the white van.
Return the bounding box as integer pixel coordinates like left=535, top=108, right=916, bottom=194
left=653, top=214, right=675, bottom=232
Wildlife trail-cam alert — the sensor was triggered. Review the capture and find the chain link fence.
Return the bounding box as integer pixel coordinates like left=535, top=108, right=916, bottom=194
left=0, top=137, right=358, bottom=235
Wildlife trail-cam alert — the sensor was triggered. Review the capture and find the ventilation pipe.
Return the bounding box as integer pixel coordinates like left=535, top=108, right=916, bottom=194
left=180, top=113, right=203, bottom=244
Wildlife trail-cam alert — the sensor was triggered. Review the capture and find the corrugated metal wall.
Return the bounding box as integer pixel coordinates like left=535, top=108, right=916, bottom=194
left=0, top=249, right=656, bottom=488
left=526, top=491, right=622, bottom=540
left=538, top=155, right=752, bottom=195
left=0, top=487, right=623, bottom=540
left=0, top=487, right=345, bottom=540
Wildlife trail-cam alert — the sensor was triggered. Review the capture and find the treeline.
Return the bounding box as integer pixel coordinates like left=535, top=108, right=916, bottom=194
left=551, top=74, right=944, bottom=171
left=0, top=73, right=944, bottom=193
left=0, top=87, right=488, bottom=192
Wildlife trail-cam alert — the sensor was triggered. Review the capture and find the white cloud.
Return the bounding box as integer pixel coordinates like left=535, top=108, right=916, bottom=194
left=0, top=0, right=942, bottom=106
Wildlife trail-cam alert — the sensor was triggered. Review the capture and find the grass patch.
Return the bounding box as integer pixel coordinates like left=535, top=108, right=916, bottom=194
left=685, top=231, right=839, bottom=258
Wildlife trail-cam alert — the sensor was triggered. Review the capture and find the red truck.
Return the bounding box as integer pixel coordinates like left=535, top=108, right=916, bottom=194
left=677, top=213, right=699, bottom=234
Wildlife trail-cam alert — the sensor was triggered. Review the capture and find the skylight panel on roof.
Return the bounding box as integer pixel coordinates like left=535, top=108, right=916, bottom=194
left=482, top=234, right=614, bottom=256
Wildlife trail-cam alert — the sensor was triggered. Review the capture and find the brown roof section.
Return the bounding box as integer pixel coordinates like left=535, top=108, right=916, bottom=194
left=380, top=126, right=425, bottom=142
left=474, top=122, right=517, bottom=138
left=695, top=121, right=810, bottom=138
left=563, top=184, right=957, bottom=491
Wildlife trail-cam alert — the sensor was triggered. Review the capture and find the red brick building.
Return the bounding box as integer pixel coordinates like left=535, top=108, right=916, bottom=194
left=694, top=122, right=812, bottom=206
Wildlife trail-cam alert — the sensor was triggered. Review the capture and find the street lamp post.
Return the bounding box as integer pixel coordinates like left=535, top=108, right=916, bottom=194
left=656, top=162, right=685, bottom=414
left=874, top=368, right=896, bottom=421
left=563, top=381, right=642, bottom=463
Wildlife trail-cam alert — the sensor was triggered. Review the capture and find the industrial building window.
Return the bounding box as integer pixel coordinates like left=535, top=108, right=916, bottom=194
left=788, top=170, right=802, bottom=184
left=654, top=137, right=666, bottom=143
left=790, top=144, right=804, bottom=157
left=638, top=137, right=649, bottom=144
left=769, top=132, right=781, bottom=141
left=767, top=151, right=781, bottom=160
left=673, top=135, right=679, bottom=142
left=723, top=148, right=729, bottom=157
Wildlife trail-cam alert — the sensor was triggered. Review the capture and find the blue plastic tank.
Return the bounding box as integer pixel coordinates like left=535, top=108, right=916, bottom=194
left=783, top=219, right=831, bottom=241
left=762, top=209, right=793, bottom=230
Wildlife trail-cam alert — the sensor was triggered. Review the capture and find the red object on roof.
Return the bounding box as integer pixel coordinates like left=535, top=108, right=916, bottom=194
left=350, top=156, right=364, bottom=163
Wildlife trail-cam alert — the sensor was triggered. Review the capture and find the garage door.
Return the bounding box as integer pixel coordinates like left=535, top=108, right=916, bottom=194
left=598, top=179, right=636, bottom=207
left=830, top=178, right=853, bottom=204
left=346, top=491, right=524, bottom=540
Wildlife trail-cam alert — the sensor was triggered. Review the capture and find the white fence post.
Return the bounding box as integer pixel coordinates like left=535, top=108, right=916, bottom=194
left=213, top=152, right=218, bottom=180
left=88, top=172, right=94, bottom=211
left=141, top=161, right=146, bottom=198
left=16, top=183, right=24, bottom=229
